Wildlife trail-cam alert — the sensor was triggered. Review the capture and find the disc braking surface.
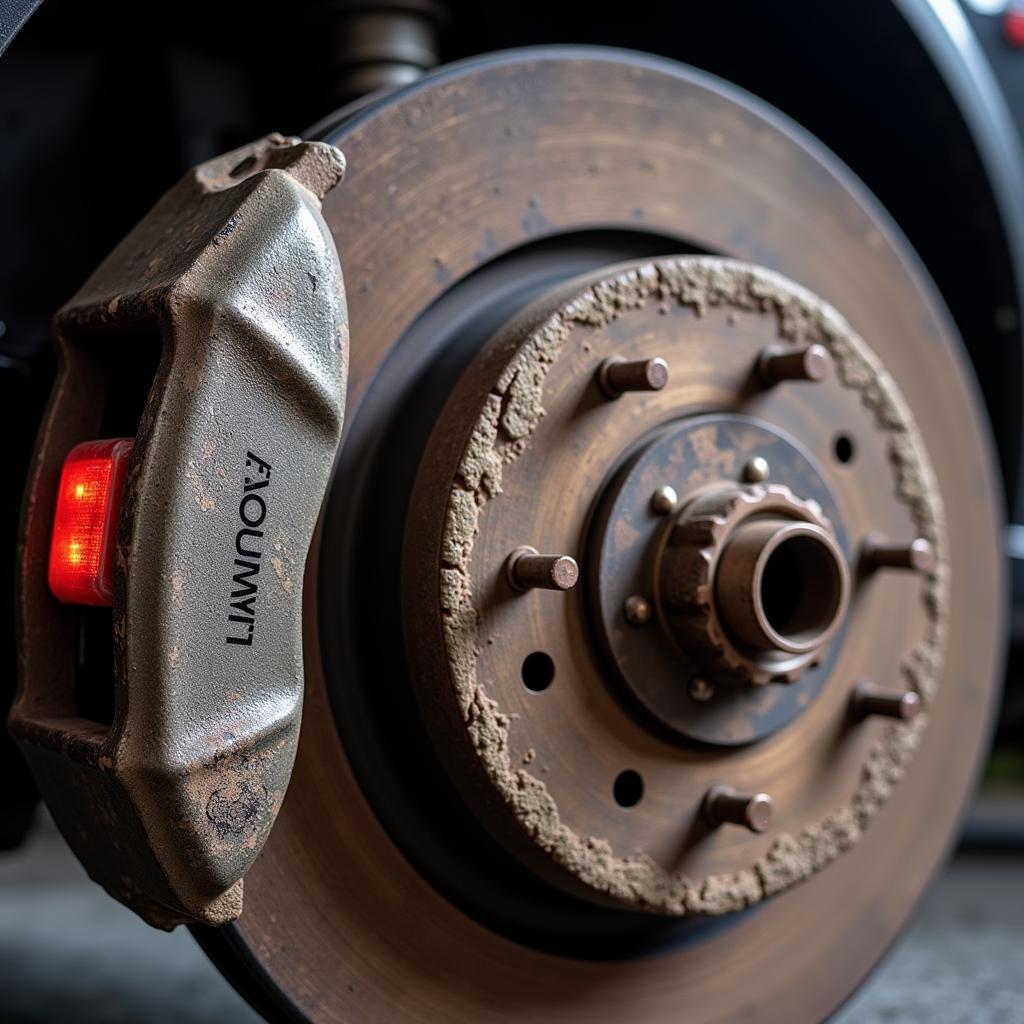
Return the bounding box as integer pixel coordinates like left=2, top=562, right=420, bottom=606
left=213, top=50, right=1004, bottom=1024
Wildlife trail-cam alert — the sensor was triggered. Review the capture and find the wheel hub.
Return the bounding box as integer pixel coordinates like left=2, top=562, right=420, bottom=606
left=594, top=418, right=853, bottom=747
left=404, top=255, right=945, bottom=916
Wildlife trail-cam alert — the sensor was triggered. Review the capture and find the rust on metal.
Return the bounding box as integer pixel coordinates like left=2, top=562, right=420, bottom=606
left=658, top=483, right=850, bottom=685
left=589, top=414, right=853, bottom=743
left=506, top=547, right=579, bottom=592
left=403, top=255, right=947, bottom=917
left=598, top=356, right=669, bottom=397
left=713, top=519, right=847, bottom=655
left=216, top=52, right=1003, bottom=1024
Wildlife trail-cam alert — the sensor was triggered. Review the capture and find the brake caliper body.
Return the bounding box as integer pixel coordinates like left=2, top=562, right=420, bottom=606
left=10, top=134, right=348, bottom=927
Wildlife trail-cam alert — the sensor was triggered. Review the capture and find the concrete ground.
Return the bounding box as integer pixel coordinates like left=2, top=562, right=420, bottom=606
left=0, top=812, right=1022, bottom=1023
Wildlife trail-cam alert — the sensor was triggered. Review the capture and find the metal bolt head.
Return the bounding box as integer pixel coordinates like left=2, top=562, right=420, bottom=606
left=742, top=456, right=770, bottom=483
left=906, top=538, right=936, bottom=573
left=743, top=793, right=775, bottom=833
left=688, top=676, right=714, bottom=702
left=623, top=595, right=653, bottom=626
left=900, top=692, right=922, bottom=719
left=650, top=485, right=678, bottom=515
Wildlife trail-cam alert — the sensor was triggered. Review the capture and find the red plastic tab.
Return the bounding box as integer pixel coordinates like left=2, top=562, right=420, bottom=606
left=1006, top=10, right=1024, bottom=48
left=47, top=438, right=134, bottom=606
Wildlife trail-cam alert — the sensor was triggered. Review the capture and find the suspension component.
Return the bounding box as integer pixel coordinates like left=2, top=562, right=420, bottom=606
left=316, top=0, right=445, bottom=105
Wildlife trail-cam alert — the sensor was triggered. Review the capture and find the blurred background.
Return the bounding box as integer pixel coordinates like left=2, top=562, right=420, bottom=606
left=1, top=0, right=1023, bottom=1021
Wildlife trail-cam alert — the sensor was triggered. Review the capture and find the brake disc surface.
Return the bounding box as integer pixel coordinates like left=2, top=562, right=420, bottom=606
left=207, top=49, right=1003, bottom=1024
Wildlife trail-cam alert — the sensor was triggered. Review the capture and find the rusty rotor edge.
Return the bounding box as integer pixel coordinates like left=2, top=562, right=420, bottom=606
left=422, top=254, right=947, bottom=917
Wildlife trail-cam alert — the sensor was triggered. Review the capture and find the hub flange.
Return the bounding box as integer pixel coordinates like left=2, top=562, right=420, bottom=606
left=590, top=416, right=851, bottom=745
left=403, top=255, right=946, bottom=916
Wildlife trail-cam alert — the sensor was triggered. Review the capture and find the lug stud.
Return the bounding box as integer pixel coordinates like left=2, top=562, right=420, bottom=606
left=598, top=356, right=669, bottom=398
left=851, top=681, right=922, bottom=721
left=651, top=485, right=678, bottom=515
left=742, top=456, right=770, bottom=483
left=860, top=534, right=935, bottom=573
left=506, top=547, right=579, bottom=592
left=688, top=676, right=714, bottom=702
left=703, top=784, right=774, bottom=833
left=758, top=343, right=832, bottom=385
left=623, top=594, right=653, bottom=626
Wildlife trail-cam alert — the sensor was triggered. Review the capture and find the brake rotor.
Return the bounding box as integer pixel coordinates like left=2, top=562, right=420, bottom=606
left=213, top=49, right=1003, bottom=1022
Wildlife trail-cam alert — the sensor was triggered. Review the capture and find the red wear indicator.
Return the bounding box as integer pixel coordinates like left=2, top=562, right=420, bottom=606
left=47, top=438, right=134, bottom=606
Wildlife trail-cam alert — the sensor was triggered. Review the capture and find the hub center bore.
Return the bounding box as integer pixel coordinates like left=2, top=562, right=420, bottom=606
left=719, top=518, right=846, bottom=655
left=655, top=481, right=851, bottom=689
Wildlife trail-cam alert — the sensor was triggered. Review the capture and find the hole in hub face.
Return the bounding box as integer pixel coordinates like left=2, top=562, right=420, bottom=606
left=759, top=533, right=843, bottom=649
left=522, top=652, right=555, bottom=692
left=613, top=770, right=644, bottom=807
left=716, top=518, right=848, bottom=658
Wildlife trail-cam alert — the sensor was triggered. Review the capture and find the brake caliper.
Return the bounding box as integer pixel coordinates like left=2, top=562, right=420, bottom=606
left=11, top=134, right=348, bottom=927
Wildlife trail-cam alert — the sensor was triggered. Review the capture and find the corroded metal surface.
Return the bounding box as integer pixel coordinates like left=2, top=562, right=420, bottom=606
left=403, top=256, right=945, bottom=915
left=590, top=417, right=851, bottom=744
left=11, top=134, right=348, bottom=927
left=657, top=480, right=847, bottom=686
left=214, top=50, right=1003, bottom=1024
